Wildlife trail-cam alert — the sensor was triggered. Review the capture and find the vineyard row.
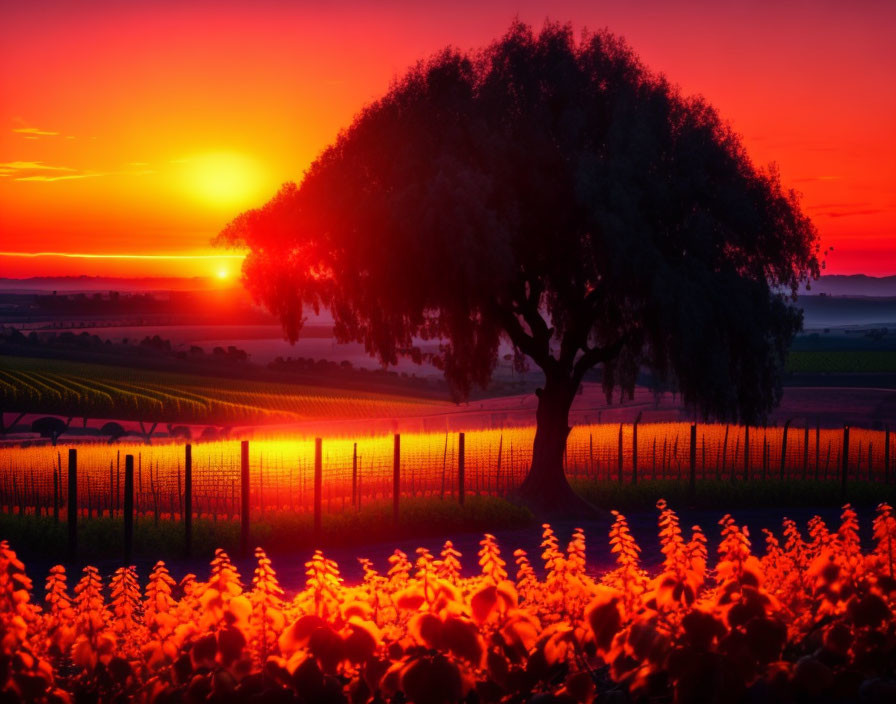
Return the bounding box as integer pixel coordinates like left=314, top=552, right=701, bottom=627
left=0, top=422, right=892, bottom=530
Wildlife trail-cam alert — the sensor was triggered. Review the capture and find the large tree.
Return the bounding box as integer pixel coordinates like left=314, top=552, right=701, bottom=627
left=216, top=22, right=820, bottom=513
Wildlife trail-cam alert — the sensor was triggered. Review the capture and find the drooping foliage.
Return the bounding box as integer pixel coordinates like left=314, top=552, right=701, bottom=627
left=217, top=21, right=819, bottom=426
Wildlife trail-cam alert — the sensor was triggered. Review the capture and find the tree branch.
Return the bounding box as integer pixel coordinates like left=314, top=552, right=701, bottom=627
left=493, top=303, right=550, bottom=369
left=570, top=335, right=628, bottom=390
left=516, top=277, right=553, bottom=354
left=558, top=286, right=603, bottom=370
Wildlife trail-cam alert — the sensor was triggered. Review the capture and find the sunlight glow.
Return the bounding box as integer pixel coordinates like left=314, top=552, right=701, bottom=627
left=181, top=152, right=266, bottom=208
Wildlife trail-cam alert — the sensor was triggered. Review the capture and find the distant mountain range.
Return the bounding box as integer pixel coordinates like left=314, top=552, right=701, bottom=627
left=1, top=273, right=895, bottom=297
left=0, top=276, right=239, bottom=293
left=797, top=274, right=896, bottom=298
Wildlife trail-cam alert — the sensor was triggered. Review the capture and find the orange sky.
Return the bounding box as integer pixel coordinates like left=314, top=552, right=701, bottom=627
left=1, top=0, right=894, bottom=278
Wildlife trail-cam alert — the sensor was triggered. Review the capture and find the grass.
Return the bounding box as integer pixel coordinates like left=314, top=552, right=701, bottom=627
left=0, top=494, right=533, bottom=561
left=787, top=349, right=896, bottom=373
left=571, top=477, right=896, bottom=510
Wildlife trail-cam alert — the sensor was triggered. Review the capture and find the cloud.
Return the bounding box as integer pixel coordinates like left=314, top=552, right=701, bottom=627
left=824, top=208, right=885, bottom=218
left=0, top=160, right=157, bottom=181
left=0, top=160, right=96, bottom=181
left=792, top=175, right=841, bottom=183
left=15, top=173, right=102, bottom=182
left=0, top=160, right=75, bottom=173
left=797, top=201, right=886, bottom=219
left=12, top=126, right=60, bottom=137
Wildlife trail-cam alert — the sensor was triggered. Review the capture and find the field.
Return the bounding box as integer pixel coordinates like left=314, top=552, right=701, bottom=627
left=3, top=502, right=896, bottom=703
left=787, top=349, right=896, bottom=373
left=0, top=356, right=448, bottom=427
left=1, top=422, right=892, bottom=527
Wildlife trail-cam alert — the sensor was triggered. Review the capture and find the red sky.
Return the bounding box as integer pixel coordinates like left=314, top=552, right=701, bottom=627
left=1, top=0, right=894, bottom=278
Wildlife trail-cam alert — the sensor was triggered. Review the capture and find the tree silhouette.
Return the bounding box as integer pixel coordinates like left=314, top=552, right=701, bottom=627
left=216, top=22, right=820, bottom=513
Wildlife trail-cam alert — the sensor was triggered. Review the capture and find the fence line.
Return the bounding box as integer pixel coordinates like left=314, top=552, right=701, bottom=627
left=0, top=422, right=893, bottom=527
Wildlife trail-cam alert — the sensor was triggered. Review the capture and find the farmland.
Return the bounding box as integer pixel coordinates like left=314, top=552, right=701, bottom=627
left=0, top=355, right=449, bottom=427
left=786, top=349, right=896, bottom=374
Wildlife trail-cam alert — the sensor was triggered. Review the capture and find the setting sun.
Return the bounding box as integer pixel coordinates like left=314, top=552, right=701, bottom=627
left=181, top=152, right=267, bottom=209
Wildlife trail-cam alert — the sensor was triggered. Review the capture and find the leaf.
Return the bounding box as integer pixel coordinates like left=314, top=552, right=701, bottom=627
left=563, top=671, right=596, bottom=704
left=441, top=615, right=484, bottom=666
left=586, top=587, right=623, bottom=652
left=500, top=612, right=541, bottom=655
left=395, top=586, right=426, bottom=612
left=409, top=613, right=444, bottom=650
left=471, top=585, right=499, bottom=625
left=343, top=620, right=379, bottom=663
left=400, top=654, right=463, bottom=704
left=278, top=614, right=329, bottom=658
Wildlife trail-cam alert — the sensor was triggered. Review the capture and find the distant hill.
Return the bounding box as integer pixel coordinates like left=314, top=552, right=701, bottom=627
left=0, top=276, right=238, bottom=293
left=798, top=274, right=896, bottom=298
left=4, top=273, right=894, bottom=296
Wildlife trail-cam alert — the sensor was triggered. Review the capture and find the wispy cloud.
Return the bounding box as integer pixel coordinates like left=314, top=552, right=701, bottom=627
left=0, top=161, right=155, bottom=182
left=825, top=208, right=884, bottom=218
left=0, top=161, right=75, bottom=173
left=803, top=201, right=886, bottom=218
left=0, top=251, right=245, bottom=260
left=15, top=173, right=102, bottom=182
left=0, top=160, right=92, bottom=181
left=12, top=126, right=60, bottom=138
left=792, top=175, right=841, bottom=183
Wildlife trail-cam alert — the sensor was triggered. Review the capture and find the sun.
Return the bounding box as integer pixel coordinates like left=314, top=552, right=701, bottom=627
left=181, top=152, right=266, bottom=208
left=217, top=268, right=229, bottom=279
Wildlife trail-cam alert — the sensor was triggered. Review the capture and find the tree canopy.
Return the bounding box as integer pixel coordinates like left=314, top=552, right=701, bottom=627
left=217, top=21, right=819, bottom=429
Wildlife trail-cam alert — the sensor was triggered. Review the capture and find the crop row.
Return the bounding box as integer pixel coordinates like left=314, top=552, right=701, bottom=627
left=0, top=355, right=442, bottom=426
left=2, top=502, right=895, bottom=703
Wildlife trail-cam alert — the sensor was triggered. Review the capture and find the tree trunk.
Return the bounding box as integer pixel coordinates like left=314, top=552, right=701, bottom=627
left=518, top=374, right=596, bottom=516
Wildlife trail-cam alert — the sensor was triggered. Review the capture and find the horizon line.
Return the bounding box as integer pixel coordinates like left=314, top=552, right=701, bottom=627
left=0, top=251, right=245, bottom=260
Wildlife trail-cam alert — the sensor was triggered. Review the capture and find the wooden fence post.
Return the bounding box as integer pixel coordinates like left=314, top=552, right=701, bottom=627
left=803, top=423, right=810, bottom=479
left=815, top=420, right=821, bottom=480
left=885, top=426, right=891, bottom=484
left=688, top=424, right=697, bottom=505
left=744, top=425, right=750, bottom=482
left=841, top=426, right=849, bottom=501
left=184, top=444, right=192, bottom=557
left=458, top=432, right=465, bottom=506
left=124, top=454, right=134, bottom=564
left=240, top=440, right=250, bottom=557
left=780, top=419, right=791, bottom=480
left=393, top=434, right=401, bottom=525
left=67, top=449, right=77, bottom=556
left=496, top=435, right=503, bottom=495
left=618, top=423, right=624, bottom=483
left=352, top=443, right=358, bottom=509
left=53, top=468, right=59, bottom=522
left=720, top=425, right=729, bottom=480
left=632, top=419, right=639, bottom=485
left=589, top=433, right=594, bottom=479
left=314, top=438, right=322, bottom=538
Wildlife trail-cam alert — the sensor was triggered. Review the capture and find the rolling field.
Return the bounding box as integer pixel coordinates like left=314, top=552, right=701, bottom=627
left=0, top=355, right=448, bottom=426
left=787, top=349, right=896, bottom=373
